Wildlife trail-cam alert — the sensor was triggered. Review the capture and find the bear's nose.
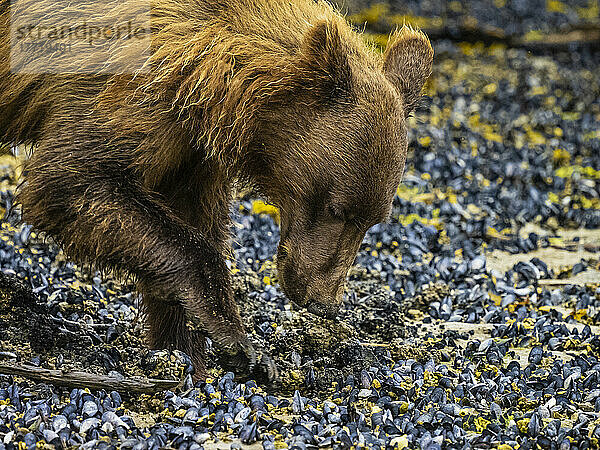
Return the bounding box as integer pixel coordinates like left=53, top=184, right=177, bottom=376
left=306, top=300, right=339, bottom=319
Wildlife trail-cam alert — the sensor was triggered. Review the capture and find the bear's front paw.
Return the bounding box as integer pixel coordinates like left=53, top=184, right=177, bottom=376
left=217, top=337, right=278, bottom=383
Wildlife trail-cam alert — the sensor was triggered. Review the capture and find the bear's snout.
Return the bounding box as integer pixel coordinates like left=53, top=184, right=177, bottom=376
left=306, top=300, right=340, bottom=319
left=278, top=252, right=344, bottom=319
left=304, top=279, right=345, bottom=318
left=276, top=217, right=361, bottom=320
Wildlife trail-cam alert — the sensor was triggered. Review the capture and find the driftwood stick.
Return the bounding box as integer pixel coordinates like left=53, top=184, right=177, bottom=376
left=0, top=363, right=180, bottom=393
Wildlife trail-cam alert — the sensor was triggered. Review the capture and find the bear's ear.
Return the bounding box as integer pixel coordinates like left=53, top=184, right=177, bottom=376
left=383, top=26, right=433, bottom=116
left=300, top=20, right=353, bottom=99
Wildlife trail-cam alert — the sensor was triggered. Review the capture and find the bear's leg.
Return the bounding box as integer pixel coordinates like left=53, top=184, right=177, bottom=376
left=20, top=169, right=275, bottom=380
left=144, top=161, right=271, bottom=379
left=141, top=288, right=208, bottom=377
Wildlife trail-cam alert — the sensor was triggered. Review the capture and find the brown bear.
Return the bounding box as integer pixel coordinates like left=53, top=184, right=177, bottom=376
left=0, top=0, right=433, bottom=380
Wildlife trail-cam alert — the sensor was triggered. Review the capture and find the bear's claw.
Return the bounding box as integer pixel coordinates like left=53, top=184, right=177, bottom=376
left=217, top=337, right=278, bottom=383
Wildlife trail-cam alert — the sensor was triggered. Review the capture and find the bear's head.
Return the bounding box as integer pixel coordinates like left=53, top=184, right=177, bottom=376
left=249, top=21, right=433, bottom=318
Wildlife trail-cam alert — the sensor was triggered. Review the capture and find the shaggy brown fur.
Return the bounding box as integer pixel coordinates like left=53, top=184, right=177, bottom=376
left=0, top=0, right=433, bottom=380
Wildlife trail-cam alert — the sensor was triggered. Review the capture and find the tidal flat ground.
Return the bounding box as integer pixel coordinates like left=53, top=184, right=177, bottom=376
left=0, top=1, right=599, bottom=448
